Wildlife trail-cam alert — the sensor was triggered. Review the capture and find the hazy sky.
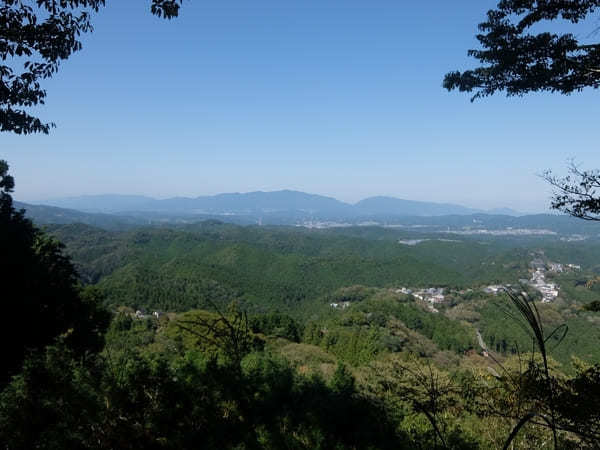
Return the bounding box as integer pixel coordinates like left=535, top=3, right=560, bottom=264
left=3, top=1, right=599, bottom=212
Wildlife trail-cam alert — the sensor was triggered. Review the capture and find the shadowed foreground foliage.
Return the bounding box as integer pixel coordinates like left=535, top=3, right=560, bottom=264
left=1, top=323, right=405, bottom=449
left=3, top=298, right=600, bottom=449
left=0, top=160, right=110, bottom=385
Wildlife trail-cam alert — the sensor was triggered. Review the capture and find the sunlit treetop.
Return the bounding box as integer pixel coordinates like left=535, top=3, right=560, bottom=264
left=0, top=0, right=183, bottom=134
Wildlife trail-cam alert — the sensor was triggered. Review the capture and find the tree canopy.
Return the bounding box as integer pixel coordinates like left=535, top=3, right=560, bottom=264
left=443, top=0, right=600, bottom=100
left=1, top=0, right=184, bottom=134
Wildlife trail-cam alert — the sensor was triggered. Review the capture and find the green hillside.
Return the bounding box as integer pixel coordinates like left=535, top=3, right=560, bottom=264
left=42, top=221, right=600, bottom=368
left=46, top=221, right=537, bottom=313
left=3, top=218, right=598, bottom=448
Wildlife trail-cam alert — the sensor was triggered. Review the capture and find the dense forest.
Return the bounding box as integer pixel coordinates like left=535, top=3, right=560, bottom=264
left=4, top=213, right=599, bottom=446
left=39, top=222, right=600, bottom=364
left=40, top=221, right=600, bottom=368
left=2, top=162, right=600, bottom=448
left=44, top=221, right=547, bottom=311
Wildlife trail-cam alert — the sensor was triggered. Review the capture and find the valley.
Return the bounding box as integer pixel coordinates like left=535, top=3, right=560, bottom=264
left=6, top=194, right=600, bottom=448
left=44, top=218, right=600, bottom=370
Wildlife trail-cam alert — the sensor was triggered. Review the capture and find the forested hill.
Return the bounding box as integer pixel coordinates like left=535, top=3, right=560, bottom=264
left=43, top=220, right=600, bottom=369
left=46, top=221, right=529, bottom=314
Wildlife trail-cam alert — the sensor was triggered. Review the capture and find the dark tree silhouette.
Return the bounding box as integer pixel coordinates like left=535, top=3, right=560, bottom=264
left=543, top=161, right=600, bottom=221
left=444, top=1, right=600, bottom=220
left=1, top=0, right=184, bottom=134
left=0, top=160, right=110, bottom=385
left=443, top=0, right=600, bottom=100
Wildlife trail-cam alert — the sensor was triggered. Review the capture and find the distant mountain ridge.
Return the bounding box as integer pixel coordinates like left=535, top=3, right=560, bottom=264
left=36, top=190, right=524, bottom=217
left=17, top=198, right=599, bottom=237
left=13, top=201, right=146, bottom=230
left=354, top=196, right=482, bottom=216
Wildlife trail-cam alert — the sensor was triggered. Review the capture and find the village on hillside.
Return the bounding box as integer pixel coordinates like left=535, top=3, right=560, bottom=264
left=330, top=258, right=582, bottom=312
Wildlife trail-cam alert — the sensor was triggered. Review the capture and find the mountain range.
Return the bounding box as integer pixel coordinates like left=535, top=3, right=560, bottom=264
left=16, top=190, right=600, bottom=237
left=35, top=190, right=523, bottom=218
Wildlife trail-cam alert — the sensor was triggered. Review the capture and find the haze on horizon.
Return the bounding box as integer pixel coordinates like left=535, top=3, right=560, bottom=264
left=3, top=1, right=599, bottom=214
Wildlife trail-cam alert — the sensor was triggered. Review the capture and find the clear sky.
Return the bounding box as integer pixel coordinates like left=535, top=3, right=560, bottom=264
left=3, top=0, right=599, bottom=212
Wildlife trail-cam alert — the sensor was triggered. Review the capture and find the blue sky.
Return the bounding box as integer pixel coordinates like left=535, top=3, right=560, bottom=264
left=3, top=0, right=599, bottom=212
